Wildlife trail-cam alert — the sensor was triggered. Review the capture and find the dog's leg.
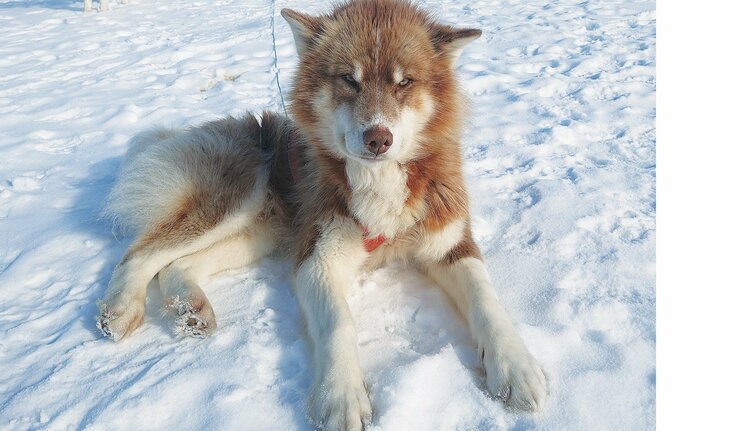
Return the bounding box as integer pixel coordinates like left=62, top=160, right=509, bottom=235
left=83, top=0, right=92, bottom=12
left=96, top=243, right=200, bottom=341
left=424, top=256, right=548, bottom=411
left=158, top=225, right=276, bottom=338
left=99, top=0, right=110, bottom=11
left=295, top=217, right=371, bottom=431
left=97, top=205, right=267, bottom=341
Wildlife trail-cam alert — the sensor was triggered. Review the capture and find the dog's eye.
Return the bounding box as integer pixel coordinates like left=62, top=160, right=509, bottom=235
left=342, top=75, right=357, bottom=85
left=398, top=77, right=412, bottom=87
left=341, top=74, right=361, bottom=91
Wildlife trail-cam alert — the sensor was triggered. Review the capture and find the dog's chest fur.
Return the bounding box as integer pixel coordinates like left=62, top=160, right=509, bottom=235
left=345, top=161, right=418, bottom=239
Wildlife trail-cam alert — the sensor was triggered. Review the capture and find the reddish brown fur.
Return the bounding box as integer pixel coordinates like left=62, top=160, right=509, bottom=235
left=284, top=0, right=481, bottom=265
left=442, top=222, right=482, bottom=264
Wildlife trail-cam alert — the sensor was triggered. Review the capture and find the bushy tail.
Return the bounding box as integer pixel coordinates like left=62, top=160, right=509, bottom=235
left=102, top=112, right=292, bottom=238
left=102, top=126, right=190, bottom=236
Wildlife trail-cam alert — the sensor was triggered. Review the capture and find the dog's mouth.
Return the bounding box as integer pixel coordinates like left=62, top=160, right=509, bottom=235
left=349, top=149, right=394, bottom=165
left=358, top=154, right=388, bottom=163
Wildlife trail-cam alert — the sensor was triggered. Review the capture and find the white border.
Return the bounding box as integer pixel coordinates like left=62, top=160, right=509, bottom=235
left=659, top=0, right=744, bottom=427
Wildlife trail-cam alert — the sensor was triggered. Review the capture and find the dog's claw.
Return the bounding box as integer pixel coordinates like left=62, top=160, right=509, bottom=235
left=480, top=337, right=548, bottom=412
left=495, top=384, right=511, bottom=402
left=175, top=311, right=210, bottom=338
left=96, top=304, right=115, bottom=338
left=167, top=297, right=215, bottom=338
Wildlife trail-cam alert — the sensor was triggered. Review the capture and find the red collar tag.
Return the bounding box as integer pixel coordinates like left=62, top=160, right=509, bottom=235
left=362, top=227, right=386, bottom=253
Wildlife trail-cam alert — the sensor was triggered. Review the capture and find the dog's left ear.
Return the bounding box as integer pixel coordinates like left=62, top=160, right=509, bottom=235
left=281, top=8, right=323, bottom=57
left=431, top=25, right=482, bottom=63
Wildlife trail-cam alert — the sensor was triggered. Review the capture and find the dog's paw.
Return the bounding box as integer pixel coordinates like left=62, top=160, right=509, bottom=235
left=166, top=296, right=216, bottom=338
left=96, top=299, right=144, bottom=342
left=309, top=369, right=372, bottom=431
left=481, top=337, right=548, bottom=412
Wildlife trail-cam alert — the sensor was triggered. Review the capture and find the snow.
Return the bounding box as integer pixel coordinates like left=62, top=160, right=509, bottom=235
left=0, top=0, right=655, bottom=430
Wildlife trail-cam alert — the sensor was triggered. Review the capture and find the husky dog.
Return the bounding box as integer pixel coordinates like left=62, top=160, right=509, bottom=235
left=96, top=0, right=548, bottom=428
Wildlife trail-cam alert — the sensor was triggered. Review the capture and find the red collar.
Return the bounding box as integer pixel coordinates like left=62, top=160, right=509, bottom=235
left=287, top=131, right=386, bottom=253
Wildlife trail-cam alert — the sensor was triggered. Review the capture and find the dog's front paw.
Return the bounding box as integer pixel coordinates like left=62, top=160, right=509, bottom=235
left=309, top=367, right=372, bottom=431
left=481, top=337, right=548, bottom=411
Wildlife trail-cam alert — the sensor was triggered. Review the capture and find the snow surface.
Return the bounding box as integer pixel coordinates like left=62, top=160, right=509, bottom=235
left=0, top=0, right=655, bottom=429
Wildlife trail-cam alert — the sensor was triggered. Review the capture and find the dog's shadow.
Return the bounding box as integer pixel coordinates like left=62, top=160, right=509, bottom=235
left=66, top=155, right=129, bottom=337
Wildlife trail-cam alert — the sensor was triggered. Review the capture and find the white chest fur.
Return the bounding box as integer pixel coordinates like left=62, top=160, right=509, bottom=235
left=345, top=161, right=418, bottom=238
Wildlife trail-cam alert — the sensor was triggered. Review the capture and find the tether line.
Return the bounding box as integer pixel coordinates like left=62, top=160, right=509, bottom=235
left=270, top=0, right=288, bottom=116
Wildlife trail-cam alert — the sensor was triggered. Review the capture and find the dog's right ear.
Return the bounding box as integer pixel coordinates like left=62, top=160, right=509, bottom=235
left=281, top=9, right=322, bottom=57
left=431, top=25, right=482, bottom=64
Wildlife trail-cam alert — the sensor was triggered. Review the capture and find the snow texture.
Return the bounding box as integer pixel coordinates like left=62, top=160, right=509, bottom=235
left=0, top=0, right=655, bottom=430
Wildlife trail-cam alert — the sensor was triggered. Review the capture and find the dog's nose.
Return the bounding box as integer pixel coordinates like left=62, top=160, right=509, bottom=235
left=363, top=127, right=393, bottom=155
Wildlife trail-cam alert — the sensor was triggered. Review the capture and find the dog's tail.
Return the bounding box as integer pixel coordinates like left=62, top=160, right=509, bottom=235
left=102, top=113, right=295, bottom=238
left=101, top=125, right=191, bottom=236
left=257, top=110, right=295, bottom=154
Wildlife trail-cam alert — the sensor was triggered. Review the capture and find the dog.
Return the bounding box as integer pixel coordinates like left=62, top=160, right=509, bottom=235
left=96, top=0, right=548, bottom=428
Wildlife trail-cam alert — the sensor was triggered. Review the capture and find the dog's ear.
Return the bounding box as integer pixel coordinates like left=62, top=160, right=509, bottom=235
left=431, top=25, right=482, bottom=63
left=281, top=9, right=322, bottom=56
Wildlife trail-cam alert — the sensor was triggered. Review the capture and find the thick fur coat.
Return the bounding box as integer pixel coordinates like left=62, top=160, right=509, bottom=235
left=96, top=1, right=548, bottom=429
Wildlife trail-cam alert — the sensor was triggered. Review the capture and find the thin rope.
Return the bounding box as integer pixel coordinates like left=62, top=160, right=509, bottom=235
left=270, top=0, right=288, bottom=117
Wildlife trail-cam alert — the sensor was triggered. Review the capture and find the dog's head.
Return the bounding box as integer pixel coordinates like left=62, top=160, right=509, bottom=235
left=282, top=0, right=480, bottom=164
